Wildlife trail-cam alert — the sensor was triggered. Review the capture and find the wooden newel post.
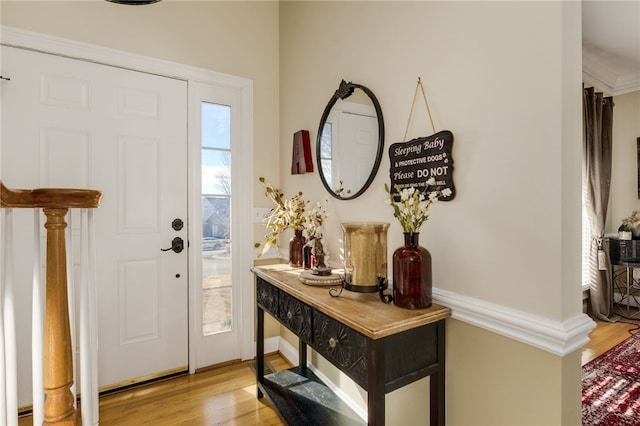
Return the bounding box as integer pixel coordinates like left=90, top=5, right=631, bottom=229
left=1, top=181, right=102, bottom=425
left=42, top=208, right=76, bottom=426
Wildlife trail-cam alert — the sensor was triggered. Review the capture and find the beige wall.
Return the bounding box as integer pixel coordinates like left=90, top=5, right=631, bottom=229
left=608, top=90, right=640, bottom=231
left=279, top=1, right=583, bottom=424
left=280, top=0, right=582, bottom=321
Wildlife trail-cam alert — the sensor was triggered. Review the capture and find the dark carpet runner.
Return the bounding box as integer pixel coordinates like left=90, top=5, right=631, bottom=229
left=582, top=334, right=640, bottom=425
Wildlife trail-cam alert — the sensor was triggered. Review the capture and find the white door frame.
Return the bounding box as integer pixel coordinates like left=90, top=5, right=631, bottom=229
left=0, top=26, right=256, bottom=372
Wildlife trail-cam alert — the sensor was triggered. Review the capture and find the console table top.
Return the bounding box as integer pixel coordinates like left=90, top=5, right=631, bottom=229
left=253, top=264, right=451, bottom=340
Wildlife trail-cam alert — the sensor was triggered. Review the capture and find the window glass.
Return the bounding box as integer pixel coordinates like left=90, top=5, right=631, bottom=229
left=202, top=103, right=230, bottom=149
left=202, top=102, right=232, bottom=335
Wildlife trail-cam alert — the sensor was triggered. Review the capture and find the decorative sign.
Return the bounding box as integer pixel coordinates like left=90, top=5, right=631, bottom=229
left=388, top=130, right=455, bottom=201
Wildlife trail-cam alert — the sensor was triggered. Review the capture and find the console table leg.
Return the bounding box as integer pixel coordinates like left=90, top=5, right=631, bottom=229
left=299, top=338, right=307, bottom=370
left=368, top=339, right=385, bottom=425
left=430, top=320, right=446, bottom=426
left=430, top=373, right=442, bottom=426
left=257, top=307, right=264, bottom=398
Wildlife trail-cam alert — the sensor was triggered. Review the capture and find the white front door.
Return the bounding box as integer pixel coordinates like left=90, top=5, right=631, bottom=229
left=1, top=45, right=188, bottom=402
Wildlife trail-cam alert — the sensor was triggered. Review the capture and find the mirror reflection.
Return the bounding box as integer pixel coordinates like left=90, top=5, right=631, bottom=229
left=316, top=81, right=384, bottom=200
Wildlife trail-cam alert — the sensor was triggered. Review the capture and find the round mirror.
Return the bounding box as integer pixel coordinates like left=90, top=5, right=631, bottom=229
left=316, top=80, right=384, bottom=200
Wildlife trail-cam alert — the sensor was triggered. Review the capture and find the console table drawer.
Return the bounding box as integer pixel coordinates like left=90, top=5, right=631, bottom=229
left=256, top=277, right=278, bottom=315
left=312, top=310, right=368, bottom=388
left=278, top=291, right=313, bottom=341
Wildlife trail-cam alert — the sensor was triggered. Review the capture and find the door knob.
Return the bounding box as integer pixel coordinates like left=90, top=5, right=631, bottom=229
left=161, top=237, right=184, bottom=253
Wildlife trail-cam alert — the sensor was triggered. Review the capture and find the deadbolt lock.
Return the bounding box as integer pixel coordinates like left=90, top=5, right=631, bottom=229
left=171, top=218, right=184, bottom=231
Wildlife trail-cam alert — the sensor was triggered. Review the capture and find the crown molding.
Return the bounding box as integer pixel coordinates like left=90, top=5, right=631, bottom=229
left=613, top=72, right=640, bottom=96
left=583, top=55, right=640, bottom=96
left=582, top=69, right=615, bottom=96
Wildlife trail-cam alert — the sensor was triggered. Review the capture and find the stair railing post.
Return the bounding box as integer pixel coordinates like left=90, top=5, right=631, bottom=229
left=1, top=181, right=101, bottom=425
left=42, top=207, right=76, bottom=426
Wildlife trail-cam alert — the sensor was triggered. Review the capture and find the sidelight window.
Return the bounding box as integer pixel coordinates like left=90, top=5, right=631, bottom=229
left=201, top=102, right=232, bottom=335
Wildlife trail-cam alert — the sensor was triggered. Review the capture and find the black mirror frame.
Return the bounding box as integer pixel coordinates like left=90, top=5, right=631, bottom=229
left=316, top=80, right=385, bottom=200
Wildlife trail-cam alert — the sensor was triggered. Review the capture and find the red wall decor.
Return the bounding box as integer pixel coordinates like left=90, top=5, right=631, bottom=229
left=291, top=130, right=313, bottom=174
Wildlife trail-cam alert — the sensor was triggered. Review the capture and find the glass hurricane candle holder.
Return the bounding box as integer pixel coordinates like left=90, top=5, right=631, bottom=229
left=332, top=222, right=392, bottom=303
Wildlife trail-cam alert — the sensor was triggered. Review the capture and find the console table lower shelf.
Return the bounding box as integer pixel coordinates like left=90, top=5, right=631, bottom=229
left=253, top=264, right=451, bottom=426
left=258, top=366, right=365, bottom=426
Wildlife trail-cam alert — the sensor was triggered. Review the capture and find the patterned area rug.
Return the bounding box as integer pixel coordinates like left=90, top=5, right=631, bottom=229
left=582, top=334, right=640, bottom=425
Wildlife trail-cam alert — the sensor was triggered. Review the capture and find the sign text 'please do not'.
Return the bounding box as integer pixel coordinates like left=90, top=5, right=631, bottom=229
left=388, top=130, right=455, bottom=201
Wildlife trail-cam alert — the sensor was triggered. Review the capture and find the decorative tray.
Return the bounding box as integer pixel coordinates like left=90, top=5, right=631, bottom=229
left=298, top=270, right=343, bottom=286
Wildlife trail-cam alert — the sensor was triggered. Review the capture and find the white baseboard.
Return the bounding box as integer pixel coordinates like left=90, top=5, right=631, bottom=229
left=264, top=336, right=279, bottom=355
left=433, top=287, right=596, bottom=356
left=276, top=336, right=298, bottom=367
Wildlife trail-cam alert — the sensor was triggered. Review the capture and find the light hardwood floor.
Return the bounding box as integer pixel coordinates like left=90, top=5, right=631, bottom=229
left=17, top=318, right=638, bottom=425
left=581, top=316, right=640, bottom=365
left=18, top=353, right=290, bottom=426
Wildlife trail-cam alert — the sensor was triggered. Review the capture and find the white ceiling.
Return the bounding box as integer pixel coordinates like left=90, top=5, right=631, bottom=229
left=582, top=0, right=640, bottom=95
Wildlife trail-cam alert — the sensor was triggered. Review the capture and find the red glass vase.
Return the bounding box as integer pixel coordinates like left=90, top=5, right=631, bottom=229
left=392, top=232, right=432, bottom=309
left=289, top=229, right=306, bottom=268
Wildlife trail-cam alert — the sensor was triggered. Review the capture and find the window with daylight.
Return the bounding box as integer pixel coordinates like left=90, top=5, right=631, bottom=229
left=201, top=102, right=232, bottom=335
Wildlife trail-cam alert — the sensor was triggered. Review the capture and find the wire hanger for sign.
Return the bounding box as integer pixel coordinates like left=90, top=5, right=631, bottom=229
left=403, top=77, right=436, bottom=142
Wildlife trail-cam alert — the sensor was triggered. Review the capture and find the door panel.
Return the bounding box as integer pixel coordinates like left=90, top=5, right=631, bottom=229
left=118, top=136, right=160, bottom=233
left=1, top=46, right=188, bottom=403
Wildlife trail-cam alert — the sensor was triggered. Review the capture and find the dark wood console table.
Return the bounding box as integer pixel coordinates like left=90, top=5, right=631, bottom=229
left=253, top=264, right=451, bottom=426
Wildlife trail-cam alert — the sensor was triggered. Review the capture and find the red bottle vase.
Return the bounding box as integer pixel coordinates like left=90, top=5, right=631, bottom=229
left=289, top=229, right=306, bottom=268
left=392, top=232, right=432, bottom=309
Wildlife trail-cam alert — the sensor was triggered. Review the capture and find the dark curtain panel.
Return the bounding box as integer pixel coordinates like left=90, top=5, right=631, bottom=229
left=583, top=87, right=615, bottom=321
